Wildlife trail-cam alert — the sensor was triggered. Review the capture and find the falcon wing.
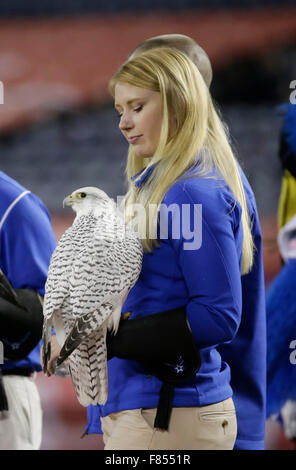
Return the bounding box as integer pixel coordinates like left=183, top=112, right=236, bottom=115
left=42, top=226, right=75, bottom=372
left=56, top=216, right=126, bottom=365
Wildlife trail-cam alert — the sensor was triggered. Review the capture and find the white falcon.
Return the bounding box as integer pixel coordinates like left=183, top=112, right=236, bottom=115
left=42, top=187, right=143, bottom=406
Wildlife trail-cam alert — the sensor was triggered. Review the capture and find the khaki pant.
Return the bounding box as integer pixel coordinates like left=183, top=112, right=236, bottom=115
left=101, top=397, right=237, bottom=450
left=0, top=375, right=42, bottom=450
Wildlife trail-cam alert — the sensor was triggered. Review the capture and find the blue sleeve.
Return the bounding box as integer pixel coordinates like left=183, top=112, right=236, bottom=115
left=162, top=181, right=243, bottom=349
left=0, top=193, right=57, bottom=295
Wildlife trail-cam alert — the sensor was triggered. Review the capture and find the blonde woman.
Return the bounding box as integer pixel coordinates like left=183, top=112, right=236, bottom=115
left=96, top=47, right=254, bottom=450
left=124, top=34, right=266, bottom=452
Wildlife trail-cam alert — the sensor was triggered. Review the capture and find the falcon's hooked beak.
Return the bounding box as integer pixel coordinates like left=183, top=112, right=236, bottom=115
left=63, top=194, right=74, bottom=208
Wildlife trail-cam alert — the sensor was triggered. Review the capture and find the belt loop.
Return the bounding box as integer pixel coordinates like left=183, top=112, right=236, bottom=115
left=31, top=371, right=37, bottom=381
left=0, top=370, right=9, bottom=414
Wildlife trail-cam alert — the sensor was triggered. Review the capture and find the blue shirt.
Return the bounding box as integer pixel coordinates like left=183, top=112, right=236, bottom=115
left=0, top=171, right=57, bottom=371
left=87, top=164, right=266, bottom=451
left=87, top=165, right=248, bottom=436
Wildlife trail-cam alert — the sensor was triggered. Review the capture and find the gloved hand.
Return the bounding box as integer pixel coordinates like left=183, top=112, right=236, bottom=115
left=107, top=305, right=201, bottom=384
left=0, top=289, right=44, bottom=361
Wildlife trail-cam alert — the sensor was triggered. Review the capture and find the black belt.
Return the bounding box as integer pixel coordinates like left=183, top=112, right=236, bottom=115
left=2, top=367, right=35, bottom=377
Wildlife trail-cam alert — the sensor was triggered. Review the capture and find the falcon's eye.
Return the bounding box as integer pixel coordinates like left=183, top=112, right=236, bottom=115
left=79, top=192, right=87, bottom=198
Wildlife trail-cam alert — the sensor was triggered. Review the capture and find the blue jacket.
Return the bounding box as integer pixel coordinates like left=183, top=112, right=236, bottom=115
left=86, top=165, right=262, bottom=436
left=87, top=164, right=266, bottom=450
left=0, top=171, right=57, bottom=371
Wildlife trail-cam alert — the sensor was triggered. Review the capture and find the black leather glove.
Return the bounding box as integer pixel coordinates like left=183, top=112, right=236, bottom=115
left=107, top=305, right=201, bottom=384
left=0, top=289, right=44, bottom=361
left=107, top=306, right=201, bottom=430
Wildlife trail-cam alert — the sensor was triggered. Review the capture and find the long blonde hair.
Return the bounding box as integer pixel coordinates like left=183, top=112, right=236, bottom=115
left=109, top=48, right=254, bottom=274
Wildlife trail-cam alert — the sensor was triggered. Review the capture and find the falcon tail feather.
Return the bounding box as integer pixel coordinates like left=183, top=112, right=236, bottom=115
left=42, top=337, right=51, bottom=374
left=42, top=319, right=53, bottom=374
left=57, top=315, right=96, bottom=367
left=56, top=308, right=111, bottom=367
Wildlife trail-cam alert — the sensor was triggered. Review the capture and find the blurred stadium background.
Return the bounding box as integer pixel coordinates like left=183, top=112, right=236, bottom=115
left=0, top=0, right=296, bottom=450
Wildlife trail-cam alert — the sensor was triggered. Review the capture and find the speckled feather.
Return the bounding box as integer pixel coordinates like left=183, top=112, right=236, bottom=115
left=42, top=187, right=143, bottom=406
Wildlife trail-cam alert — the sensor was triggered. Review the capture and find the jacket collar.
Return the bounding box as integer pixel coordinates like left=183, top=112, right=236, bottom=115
left=131, top=163, right=158, bottom=187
